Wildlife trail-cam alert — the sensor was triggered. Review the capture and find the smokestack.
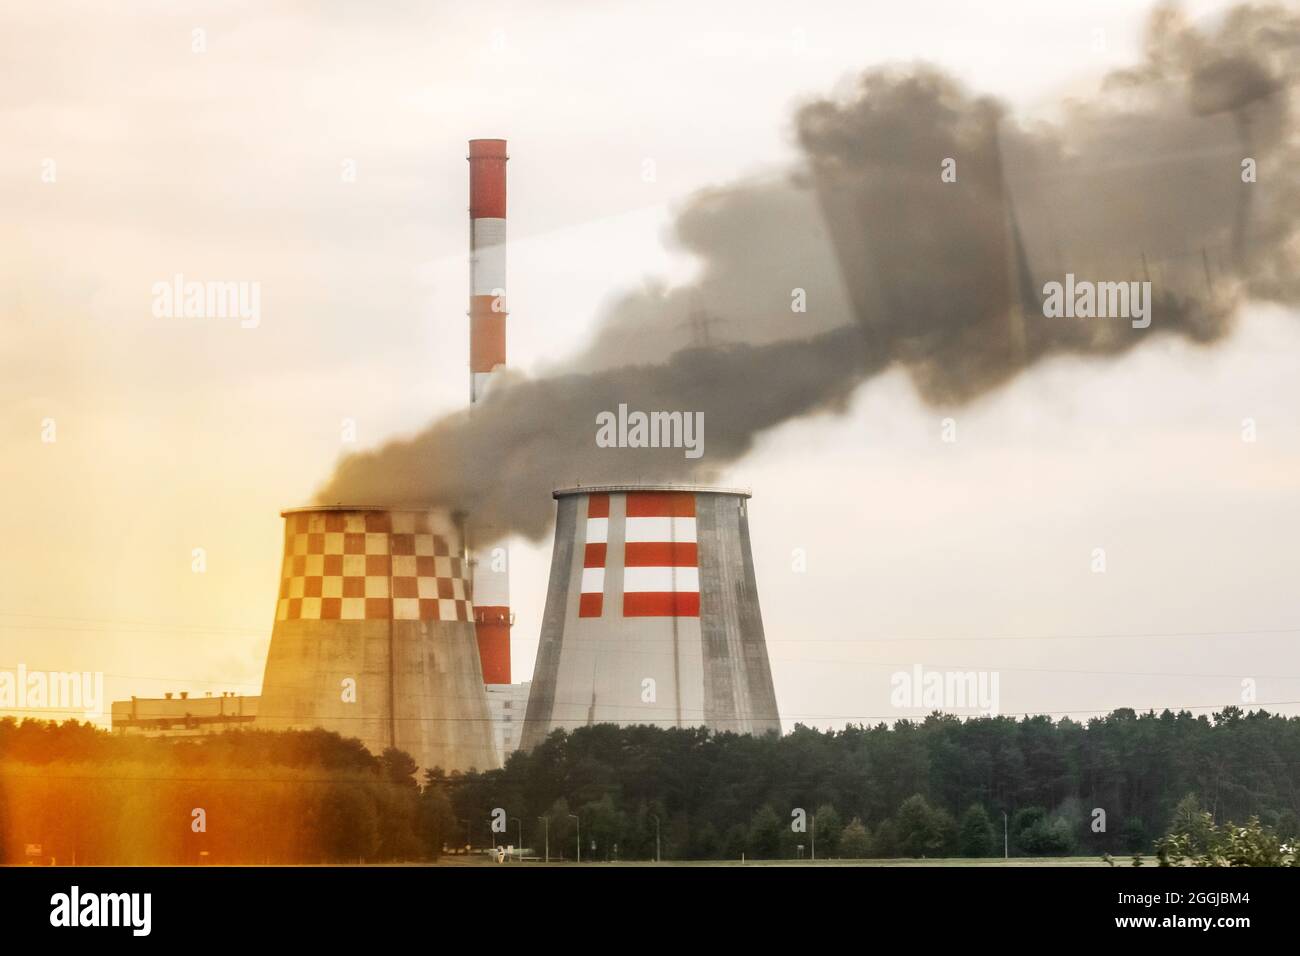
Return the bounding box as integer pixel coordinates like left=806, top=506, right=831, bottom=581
left=520, top=483, right=781, bottom=750
left=467, top=138, right=512, bottom=686
left=258, top=506, right=499, bottom=773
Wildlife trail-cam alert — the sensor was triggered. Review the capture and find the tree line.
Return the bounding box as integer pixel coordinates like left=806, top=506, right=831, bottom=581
left=441, top=706, right=1300, bottom=860
left=2, top=706, right=1297, bottom=863
left=0, top=719, right=433, bottom=864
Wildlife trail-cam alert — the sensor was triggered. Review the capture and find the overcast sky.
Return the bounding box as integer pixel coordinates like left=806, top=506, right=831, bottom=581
left=3, top=0, right=1297, bottom=731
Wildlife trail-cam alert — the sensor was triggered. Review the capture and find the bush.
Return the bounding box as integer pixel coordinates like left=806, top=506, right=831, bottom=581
left=747, top=804, right=782, bottom=859
left=871, top=817, right=900, bottom=858
left=1157, top=814, right=1297, bottom=867
left=814, top=804, right=843, bottom=857
left=1166, top=794, right=1211, bottom=853
left=959, top=804, right=996, bottom=857
left=1121, top=818, right=1148, bottom=853
left=839, top=818, right=872, bottom=858
left=1013, top=805, right=1077, bottom=856
left=896, top=794, right=956, bottom=857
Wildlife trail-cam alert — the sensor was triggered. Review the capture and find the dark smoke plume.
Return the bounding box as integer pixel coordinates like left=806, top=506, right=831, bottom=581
left=318, top=3, right=1300, bottom=541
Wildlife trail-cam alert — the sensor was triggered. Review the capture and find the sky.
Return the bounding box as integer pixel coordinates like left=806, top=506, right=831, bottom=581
left=2, top=0, right=1298, bottom=731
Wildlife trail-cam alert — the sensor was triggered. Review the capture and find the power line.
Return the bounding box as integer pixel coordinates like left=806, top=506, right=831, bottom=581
left=0, top=609, right=263, bottom=633
left=4, top=652, right=1300, bottom=722
left=775, top=627, right=1300, bottom=644
left=3, top=699, right=1298, bottom=723
left=8, top=635, right=1300, bottom=695
left=5, top=609, right=1298, bottom=644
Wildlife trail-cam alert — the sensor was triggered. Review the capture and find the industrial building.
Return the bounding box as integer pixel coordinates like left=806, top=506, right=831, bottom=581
left=255, top=505, right=499, bottom=774
left=107, top=140, right=526, bottom=770
left=108, top=143, right=783, bottom=770
left=250, top=143, right=520, bottom=774
left=110, top=692, right=257, bottom=738
left=484, top=680, right=531, bottom=763
left=520, top=484, right=781, bottom=750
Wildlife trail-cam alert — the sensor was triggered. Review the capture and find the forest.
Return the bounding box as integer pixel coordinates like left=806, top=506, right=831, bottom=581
left=447, top=706, right=1300, bottom=860
left=1, top=707, right=1296, bottom=863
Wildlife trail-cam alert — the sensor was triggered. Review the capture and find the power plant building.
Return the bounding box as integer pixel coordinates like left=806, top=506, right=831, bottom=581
left=107, top=146, right=791, bottom=774
left=521, top=484, right=781, bottom=750
left=110, top=692, right=258, bottom=738
left=483, top=680, right=531, bottom=764
left=257, top=506, right=499, bottom=774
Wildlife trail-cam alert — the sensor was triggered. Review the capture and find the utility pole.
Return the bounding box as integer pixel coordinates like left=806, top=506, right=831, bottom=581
left=651, top=815, right=661, bottom=862
left=811, top=814, right=817, bottom=862
left=568, top=813, right=580, bottom=863
left=679, top=304, right=723, bottom=348
left=1004, top=811, right=1009, bottom=860
left=538, top=816, right=549, bottom=863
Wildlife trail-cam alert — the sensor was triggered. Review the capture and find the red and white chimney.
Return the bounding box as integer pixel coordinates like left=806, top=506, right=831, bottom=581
left=467, top=138, right=511, bottom=685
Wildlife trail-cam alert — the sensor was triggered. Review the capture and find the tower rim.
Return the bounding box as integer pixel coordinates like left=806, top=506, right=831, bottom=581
left=281, top=504, right=448, bottom=517
left=552, top=482, right=751, bottom=499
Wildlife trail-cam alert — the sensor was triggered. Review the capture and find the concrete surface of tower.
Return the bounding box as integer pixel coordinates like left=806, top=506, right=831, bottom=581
left=521, top=484, right=782, bottom=751
left=257, top=506, right=498, bottom=773
left=468, top=138, right=524, bottom=763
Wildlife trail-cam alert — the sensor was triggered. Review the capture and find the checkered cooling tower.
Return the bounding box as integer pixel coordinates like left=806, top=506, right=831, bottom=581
left=259, top=506, right=499, bottom=774
left=274, top=511, right=472, bottom=623
left=521, top=485, right=781, bottom=750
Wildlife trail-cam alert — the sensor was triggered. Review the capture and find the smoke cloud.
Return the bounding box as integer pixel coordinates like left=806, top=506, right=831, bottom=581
left=318, top=3, right=1300, bottom=541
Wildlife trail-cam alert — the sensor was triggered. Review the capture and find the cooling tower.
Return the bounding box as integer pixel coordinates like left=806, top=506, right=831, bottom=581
left=520, top=484, right=781, bottom=750
left=259, top=506, right=498, bottom=773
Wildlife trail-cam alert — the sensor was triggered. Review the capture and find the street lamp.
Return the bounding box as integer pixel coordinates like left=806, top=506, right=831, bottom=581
left=651, top=815, right=661, bottom=862
left=509, top=817, right=523, bottom=862
left=1003, top=811, right=1009, bottom=860
left=537, top=815, right=549, bottom=863
left=568, top=813, right=580, bottom=863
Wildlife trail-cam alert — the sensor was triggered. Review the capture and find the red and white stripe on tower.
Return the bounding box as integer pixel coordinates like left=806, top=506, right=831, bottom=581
left=467, top=138, right=511, bottom=685
left=623, top=492, right=700, bottom=617
left=579, top=493, right=610, bottom=618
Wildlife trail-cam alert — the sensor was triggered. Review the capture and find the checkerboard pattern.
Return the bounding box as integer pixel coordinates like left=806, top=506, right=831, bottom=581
left=275, top=511, right=473, bottom=622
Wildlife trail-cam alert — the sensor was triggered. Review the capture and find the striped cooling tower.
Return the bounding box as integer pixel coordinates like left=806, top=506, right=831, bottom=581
left=258, top=506, right=499, bottom=773
left=520, top=484, right=782, bottom=750
left=467, top=137, right=511, bottom=687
